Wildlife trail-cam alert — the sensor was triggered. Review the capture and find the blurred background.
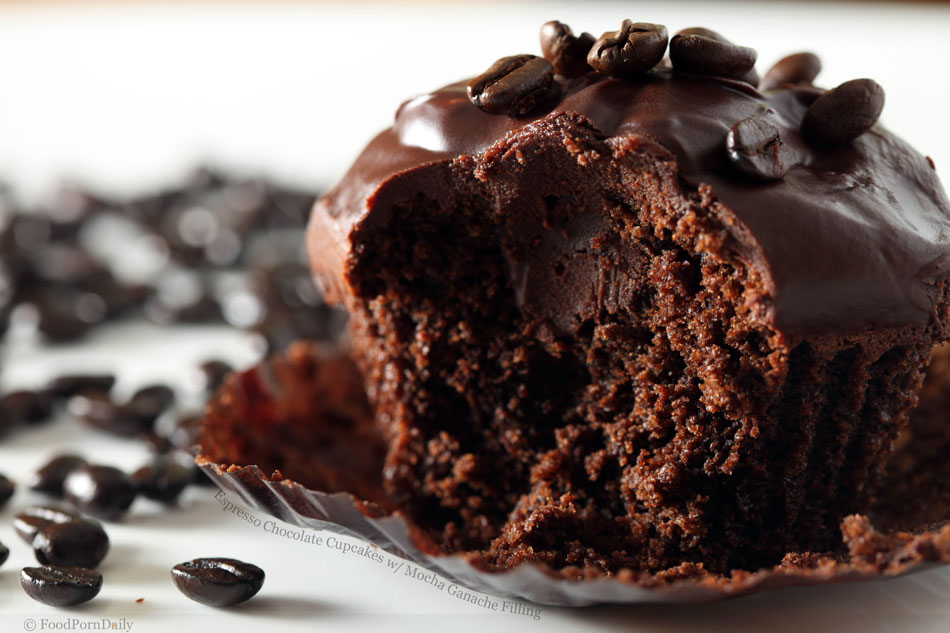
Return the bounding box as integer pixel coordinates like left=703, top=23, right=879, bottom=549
left=0, top=0, right=947, bottom=200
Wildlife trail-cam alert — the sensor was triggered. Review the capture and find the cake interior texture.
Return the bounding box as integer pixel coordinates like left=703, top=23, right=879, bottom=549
left=343, top=113, right=944, bottom=575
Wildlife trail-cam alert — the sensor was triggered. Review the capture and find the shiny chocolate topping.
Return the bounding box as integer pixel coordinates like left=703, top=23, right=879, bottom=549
left=310, top=66, right=950, bottom=341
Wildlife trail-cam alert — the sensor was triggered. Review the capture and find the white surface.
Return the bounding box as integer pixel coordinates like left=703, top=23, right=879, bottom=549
left=1, top=1, right=950, bottom=631
left=2, top=325, right=950, bottom=633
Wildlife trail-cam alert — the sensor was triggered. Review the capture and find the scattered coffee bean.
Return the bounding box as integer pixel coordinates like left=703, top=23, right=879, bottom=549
left=21, top=566, right=103, bottom=607
left=467, top=54, right=554, bottom=117
left=48, top=374, right=116, bottom=400
left=0, top=473, right=15, bottom=509
left=587, top=20, right=668, bottom=77
left=126, top=384, right=176, bottom=420
left=13, top=506, right=83, bottom=545
left=194, top=360, right=233, bottom=394
left=539, top=20, right=594, bottom=77
left=64, top=465, right=137, bottom=520
left=0, top=390, right=54, bottom=426
left=29, top=455, right=88, bottom=497
left=171, top=558, right=265, bottom=607
left=760, top=52, right=822, bottom=91
left=801, top=78, right=885, bottom=147
left=0, top=542, right=8, bottom=567
left=726, top=116, right=796, bottom=180
left=34, top=519, right=110, bottom=568
left=669, top=31, right=757, bottom=80
left=69, top=392, right=155, bottom=438
left=133, top=457, right=194, bottom=504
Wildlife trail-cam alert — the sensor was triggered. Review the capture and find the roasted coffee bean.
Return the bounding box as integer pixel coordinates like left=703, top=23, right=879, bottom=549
left=29, top=455, right=88, bottom=497
left=669, top=32, right=757, bottom=80
left=760, top=52, right=822, bottom=91
left=725, top=116, right=796, bottom=180
left=467, top=54, right=554, bottom=117
left=126, top=384, right=175, bottom=419
left=34, top=519, right=110, bottom=568
left=0, top=473, right=14, bottom=509
left=133, top=457, right=194, bottom=504
left=0, top=541, right=8, bottom=567
left=48, top=374, right=115, bottom=400
left=539, top=20, right=595, bottom=77
left=194, top=360, right=233, bottom=394
left=171, top=558, right=265, bottom=606
left=14, top=506, right=83, bottom=545
left=587, top=20, right=668, bottom=77
left=801, top=78, right=885, bottom=147
left=21, top=566, right=103, bottom=607
left=0, top=389, right=54, bottom=426
left=64, top=465, right=137, bottom=520
left=69, top=392, right=156, bottom=438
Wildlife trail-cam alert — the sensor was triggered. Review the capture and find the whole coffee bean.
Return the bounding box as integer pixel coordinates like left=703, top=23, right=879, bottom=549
left=69, top=392, right=155, bottom=438
left=0, top=542, right=8, bottom=567
left=674, top=25, right=758, bottom=85
left=801, top=78, right=885, bottom=147
left=467, top=54, right=554, bottom=117
left=126, top=384, right=175, bottom=419
left=725, top=116, right=796, bottom=180
left=64, top=465, right=137, bottom=520
left=0, top=390, right=54, bottom=426
left=0, top=473, right=14, bottom=509
left=669, top=33, right=757, bottom=79
left=34, top=519, right=110, bottom=568
left=14, top=506, right=83, bottom=545
left=133, top=457, right=194, bottom=504
left=587, top=20, right=668, bottom=77
left=171, top=558, right=265, bottom=607
left=760, top=52, right=822, bottom=91
left=48, top=374, right=115, bottom=400
left=29, top=455, right=88, bottom=496
left=539, top=20, right=595, bottom=77
left=21, top=566, right=103, bottom=607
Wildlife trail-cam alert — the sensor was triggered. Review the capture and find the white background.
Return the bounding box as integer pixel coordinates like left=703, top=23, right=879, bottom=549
left=1, top=1, right=950, bottom=631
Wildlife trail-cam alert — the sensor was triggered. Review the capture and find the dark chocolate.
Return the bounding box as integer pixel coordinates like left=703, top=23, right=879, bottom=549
left=310, top=70, right=950, bottom=341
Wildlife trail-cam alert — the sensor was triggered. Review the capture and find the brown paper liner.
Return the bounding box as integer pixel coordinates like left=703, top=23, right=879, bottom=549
left=196, top=342, right=950, bottom=606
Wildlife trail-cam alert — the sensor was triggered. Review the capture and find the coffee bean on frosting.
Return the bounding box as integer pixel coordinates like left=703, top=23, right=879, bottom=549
left=760, top=52, right=822, bottom=91
left=467, top=55, right=554, bottom=117
left=540, top=20, right=595, bottom=77
left=726, top=116, right=796, bottom=180
left=587, top=20, right=668, bottom=78
left=669, top=31, right=757, bottom=80
left=802, top=78, right=885, bottom=147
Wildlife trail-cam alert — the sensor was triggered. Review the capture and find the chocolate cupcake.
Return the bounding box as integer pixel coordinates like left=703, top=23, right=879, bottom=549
left=306, top=21, right=950, bottom=574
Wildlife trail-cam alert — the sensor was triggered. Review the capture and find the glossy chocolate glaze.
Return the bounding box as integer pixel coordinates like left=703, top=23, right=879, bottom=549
left=309, top=70, right=950, bottom=340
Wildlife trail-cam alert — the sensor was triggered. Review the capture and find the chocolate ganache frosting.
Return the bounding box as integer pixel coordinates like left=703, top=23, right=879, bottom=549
left=309, top=68, right=950, bottom=341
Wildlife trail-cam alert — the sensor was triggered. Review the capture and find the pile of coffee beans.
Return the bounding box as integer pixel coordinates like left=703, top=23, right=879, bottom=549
left=0, top=166, right=346, bottom=356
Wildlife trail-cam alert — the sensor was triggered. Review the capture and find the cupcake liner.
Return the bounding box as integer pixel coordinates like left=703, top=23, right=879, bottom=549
left=196, top=342, right=950, bottom=606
